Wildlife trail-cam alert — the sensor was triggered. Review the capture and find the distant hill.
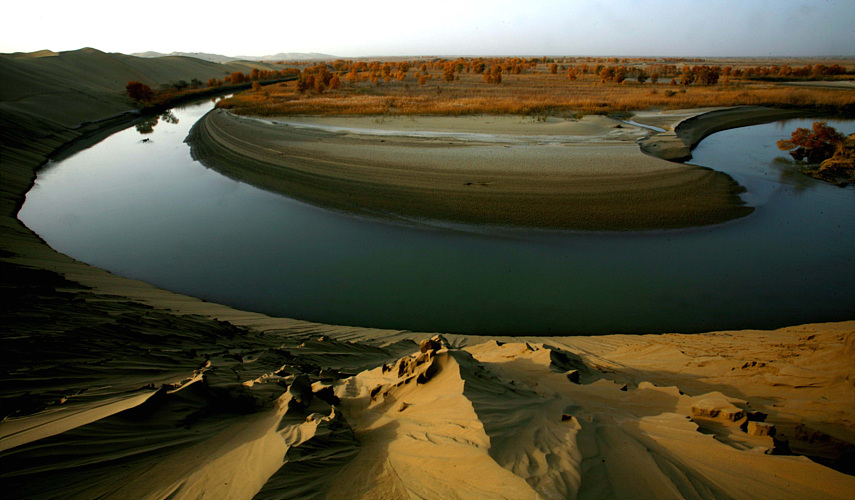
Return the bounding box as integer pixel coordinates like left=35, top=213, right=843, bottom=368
left=5, top=49, right=59, bottom=59
left=0, top=47, right=295, bottom=152
left=255, top=52, right=338, bottom=61
left=131, top=51, right=242, bottom=63
left=132, top=51, right=338, bottom=62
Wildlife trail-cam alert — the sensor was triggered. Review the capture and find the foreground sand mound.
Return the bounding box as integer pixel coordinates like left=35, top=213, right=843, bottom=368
left=329, top=337, right=855, bottom=499
left=2, top=285, right=853, bottom=499
left=0, top=330, right=398, bottom=499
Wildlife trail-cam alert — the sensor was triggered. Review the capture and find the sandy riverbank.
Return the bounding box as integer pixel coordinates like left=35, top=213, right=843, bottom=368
left=186, top=108, right=762, bottom=230
left=2, top=49, right=854, bottom=499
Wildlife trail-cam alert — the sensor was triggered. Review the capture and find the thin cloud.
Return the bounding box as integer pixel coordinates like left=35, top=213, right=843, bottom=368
left=2, top=0, right=852, bottom=56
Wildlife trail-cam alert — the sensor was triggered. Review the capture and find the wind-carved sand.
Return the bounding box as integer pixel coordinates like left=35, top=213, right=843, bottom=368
left=3, top=312, right=852, bottom=499
left=1, top=49, right=853, bottom=499
left=186, top=108, right=760, bottom=230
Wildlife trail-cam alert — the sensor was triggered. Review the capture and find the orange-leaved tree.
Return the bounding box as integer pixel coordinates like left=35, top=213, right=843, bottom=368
left=777, top=121, right=845, bottom=163
left=483, top=65, right=502, bottom=84
left=126, top=81, right=154, bottom=102
left=442, top=62, right=456, bottom=83
left=778, top=122, right=854, bottom=183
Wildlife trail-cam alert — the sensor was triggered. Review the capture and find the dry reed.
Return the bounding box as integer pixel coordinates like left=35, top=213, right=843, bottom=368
left=218, top=70, right=855, bottom=118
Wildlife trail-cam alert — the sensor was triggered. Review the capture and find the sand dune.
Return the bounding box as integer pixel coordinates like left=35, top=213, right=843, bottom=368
left=1, top=48, right=853, bottom=499
left=3, top=325, right=852, bottom=499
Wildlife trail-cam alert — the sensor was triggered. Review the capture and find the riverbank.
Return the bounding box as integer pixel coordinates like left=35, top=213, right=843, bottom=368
left=638, top=105, right=809, bottom=161
left=2, top=49, right=854, bottom=497
left=186, top=107, right=761, bottom=230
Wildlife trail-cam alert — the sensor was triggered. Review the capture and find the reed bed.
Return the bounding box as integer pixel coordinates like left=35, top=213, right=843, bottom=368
left=218, top=71, right=855, bottom=118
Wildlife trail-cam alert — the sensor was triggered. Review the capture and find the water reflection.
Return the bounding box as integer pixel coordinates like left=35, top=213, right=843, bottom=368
left=19, top=104, right=855, bottom=335
left=134, top=116, right=158, bottom=134
left=768, top=157, right=826, bottom=193
left=135, top=111, right=179, bottom=135
left=160, top=110, right=179, bottom=125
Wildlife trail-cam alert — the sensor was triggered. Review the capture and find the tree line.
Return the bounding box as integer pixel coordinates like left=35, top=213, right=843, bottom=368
left=126, top=68, right=300, bottom=104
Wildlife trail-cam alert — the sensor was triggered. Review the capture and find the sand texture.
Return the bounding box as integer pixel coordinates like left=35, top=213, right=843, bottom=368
left=2, top=48, right=854, bottom=499
left=2, top=290, right=853, bottom=499
left=186, top=109, right=754, bottom=230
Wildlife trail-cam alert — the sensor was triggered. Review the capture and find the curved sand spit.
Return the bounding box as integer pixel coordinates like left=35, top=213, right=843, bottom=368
left=184, top=107, right=804, bottom=230
left=2, top=74, right=853, bottom=500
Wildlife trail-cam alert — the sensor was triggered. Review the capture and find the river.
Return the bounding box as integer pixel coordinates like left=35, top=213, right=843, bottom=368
left=18, top=100, right=855, bottom=335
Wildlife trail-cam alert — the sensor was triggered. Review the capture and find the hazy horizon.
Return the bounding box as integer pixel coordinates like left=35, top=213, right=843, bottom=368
left=3, top=0, right=854, bottom=58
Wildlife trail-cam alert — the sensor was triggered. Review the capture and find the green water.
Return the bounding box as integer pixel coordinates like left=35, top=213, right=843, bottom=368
left=19, top=102, right=855, bottom=334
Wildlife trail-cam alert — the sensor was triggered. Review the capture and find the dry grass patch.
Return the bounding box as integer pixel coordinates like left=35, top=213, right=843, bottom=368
left=218, top=67, right=854, bottom=118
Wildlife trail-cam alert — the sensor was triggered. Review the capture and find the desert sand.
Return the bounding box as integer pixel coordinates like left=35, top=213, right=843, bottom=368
left=1, top=49, right=853, bottom=499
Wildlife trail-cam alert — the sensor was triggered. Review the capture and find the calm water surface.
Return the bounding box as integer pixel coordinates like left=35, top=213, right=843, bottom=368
left=19, top=101, right=855, bottom=335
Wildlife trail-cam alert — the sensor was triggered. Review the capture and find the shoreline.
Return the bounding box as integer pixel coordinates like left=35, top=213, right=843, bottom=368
left=0, top=103, right=835, bottom=319
left=638, top=105, right=810, bottom=161
left=186, top=107, right=767, bottom=231
left=1, top=101, right=846, bottom=337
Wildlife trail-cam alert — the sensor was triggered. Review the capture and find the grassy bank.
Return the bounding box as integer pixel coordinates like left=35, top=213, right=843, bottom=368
left=218, top=60, right=855, bottom=118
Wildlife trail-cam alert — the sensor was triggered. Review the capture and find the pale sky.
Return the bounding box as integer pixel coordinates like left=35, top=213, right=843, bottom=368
left=3, top=0, right=854, bottom=57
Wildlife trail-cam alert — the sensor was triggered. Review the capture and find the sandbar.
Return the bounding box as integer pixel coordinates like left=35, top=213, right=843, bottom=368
left=187, top=109, right=756, bottom=230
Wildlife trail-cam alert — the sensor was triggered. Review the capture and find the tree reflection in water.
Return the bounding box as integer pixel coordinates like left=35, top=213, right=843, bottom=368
left=135, top=111, right=179, bottom=135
